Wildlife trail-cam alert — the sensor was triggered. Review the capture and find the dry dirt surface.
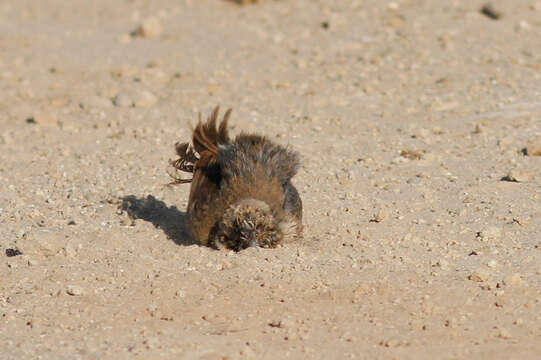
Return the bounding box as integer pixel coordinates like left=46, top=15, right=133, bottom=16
left=2, top=0, right=541, bottom=359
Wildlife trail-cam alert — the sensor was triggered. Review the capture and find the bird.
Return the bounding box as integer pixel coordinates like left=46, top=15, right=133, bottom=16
left=169, top=106, right=302, bottom=251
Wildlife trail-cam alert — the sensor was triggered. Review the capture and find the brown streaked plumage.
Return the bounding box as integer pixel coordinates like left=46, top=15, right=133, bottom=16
left=170, top=106, right=302, bottom=251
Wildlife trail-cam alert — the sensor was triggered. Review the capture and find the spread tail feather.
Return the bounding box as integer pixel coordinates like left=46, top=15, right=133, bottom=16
left=192, top=106, right=231, bottom=156
left=169, top=106, right=232, bottom=184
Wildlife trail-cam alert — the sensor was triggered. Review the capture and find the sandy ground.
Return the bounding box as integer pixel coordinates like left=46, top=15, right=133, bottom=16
left=2, top=0, right=541, bottom=359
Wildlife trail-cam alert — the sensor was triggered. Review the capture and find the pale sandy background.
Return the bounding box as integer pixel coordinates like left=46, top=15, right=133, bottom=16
left=1, top=0, right=541, bottom=359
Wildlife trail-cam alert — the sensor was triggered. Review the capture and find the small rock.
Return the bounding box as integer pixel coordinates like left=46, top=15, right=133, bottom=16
left=469, top=269, right=490, bottom=282
left=325, top=209, right=337, bottom=217
left=477, top=226, right=501, bottom=241
left=66, top=285, right=84, bottom=296
left=503, top=169, right=533, bottom=182
left=150, top=288, right=161, bottom=296
left=391, top=156, right=408, bottom=164
left=147, top=303, right=158, bottom=316
left=380, top=337, right=404, bottom=347
left=239, top=345, right=255, bottom=357
left=284, top=328, right=299, bottom=340
left=134, top=90, right=157, bottom=108
left=219, top=260, right=233, bottom=270
left=269, top=318, right=294, bottom=328
left=400, top=149, right=423, bottom=160
left=481, top=3, right=502, bottom=20
left=496, top=327, right=512, bottom=339
left=431, top=101, right=459, bottom=112
left=487, top=259, right=498, bottom=268
left=525, top=137, right=541, bottom=156
left=133, top=17, right=163, bottom=38
left=112, top=94, right=134, bottom=107
left=5, top=248, right=22, bottom=257
left=516, top=20, right=532, bottom=31
left=371, top=209, right=388, bottom=223
left=279, top=318, right=295, bottom=328
left=435, top=259, right=449, bottom=271
left=28, top=112, right=57, bottom=126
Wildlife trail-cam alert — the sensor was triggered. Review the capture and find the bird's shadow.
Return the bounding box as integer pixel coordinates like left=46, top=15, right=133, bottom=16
left=120, top=195, right=195, bottom=246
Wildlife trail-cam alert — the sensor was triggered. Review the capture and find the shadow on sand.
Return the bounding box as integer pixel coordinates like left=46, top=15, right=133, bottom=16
left=120, top=195, right=194, bottom=246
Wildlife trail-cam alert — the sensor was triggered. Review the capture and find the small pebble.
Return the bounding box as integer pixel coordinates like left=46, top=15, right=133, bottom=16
left=516, top=20, right=532, bottom=31
left=400, top=150, right=423, bottom=160
left=477, top=226, right=501, bottom=241
left=435, top=259, right=449, bottom=271
left=27, top=112, right=57, bottom=126
left=279, top=318, right=295, bottom=328
left=372, top=209, right=388, bottom=223
left=112, top=94, right=134, bottom=107
left=525, top=137, right=541, bottom=156
left=469, top=269, right=490, bottom=282
left=381, top=337, right=404, bottom=347
left=133, top=17, right=163, bottom=38
left=66, top=285, right=84, bottom=296
left=503, top=169, right=533, bottom=182
left=147, top=303, right=158, bottom=316
left=269, top=318, right=294, bottom=328
left=134, top=91, right=157, bottom=108
left=496, top=327, right=512, bottom=339
left=325, top=209, right=337, bottom=217
left=5, top=248, right=22, bottom=257
left=219, top=260, right=233, bottom=270
left=481, top=3, right=502, bottom=20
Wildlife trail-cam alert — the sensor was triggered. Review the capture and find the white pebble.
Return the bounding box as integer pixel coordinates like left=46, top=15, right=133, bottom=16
left=134, top=91, right=157, bottom=108
left=478, top=226, right=501, bottom=241
left=66, top=285, right=84, bottom=296
left=112, top=94, right=134, bottom=107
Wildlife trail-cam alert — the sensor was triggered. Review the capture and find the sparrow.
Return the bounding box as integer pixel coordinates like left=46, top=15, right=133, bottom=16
left=170, top=106, right=302, bottom=251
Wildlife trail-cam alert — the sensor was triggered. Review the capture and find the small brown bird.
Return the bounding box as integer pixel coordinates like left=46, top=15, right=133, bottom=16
left=170, top=106, right=303, bottom=251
